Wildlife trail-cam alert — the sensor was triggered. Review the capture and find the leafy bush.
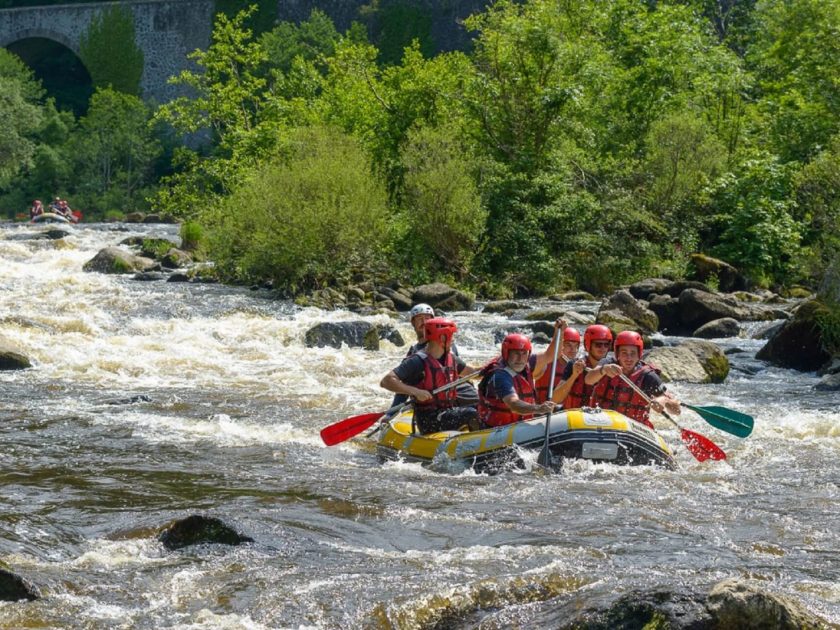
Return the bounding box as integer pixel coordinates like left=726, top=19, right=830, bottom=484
left=204, top=126, right=390, bottom=291
left=180, top=221, right=204, bottom=251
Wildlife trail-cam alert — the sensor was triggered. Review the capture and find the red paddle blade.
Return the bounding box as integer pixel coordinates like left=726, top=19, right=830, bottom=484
left=320, top=413, right=382, bottom=446
left=681, top=428, right=726, bottom=462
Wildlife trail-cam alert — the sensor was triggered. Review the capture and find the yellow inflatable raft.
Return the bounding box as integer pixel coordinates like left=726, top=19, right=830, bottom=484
left=376, top=407, right=676, bottom=472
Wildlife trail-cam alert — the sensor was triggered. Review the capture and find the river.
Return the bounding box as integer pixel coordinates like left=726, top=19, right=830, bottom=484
left=1, top=221, right=838, bottom=628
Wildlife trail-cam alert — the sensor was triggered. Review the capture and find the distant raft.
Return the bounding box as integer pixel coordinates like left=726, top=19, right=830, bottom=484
left=376, top=407, right=676, bottom=473
left=31, top=212, right=71, bottom=224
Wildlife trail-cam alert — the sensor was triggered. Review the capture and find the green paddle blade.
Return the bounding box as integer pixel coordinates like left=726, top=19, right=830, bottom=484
left=681, top=403, right=754, bottom=438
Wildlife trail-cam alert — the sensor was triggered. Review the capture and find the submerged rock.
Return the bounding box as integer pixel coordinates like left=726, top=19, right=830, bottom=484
left=705, top=578, right=826, bottom=629
left=158, top=515, right=253, bottom=551
left=304, top=321, right=404, bottom=350
left=0, top=342, right=32, bottom=370
left=0, top=568, right=39, bottom=601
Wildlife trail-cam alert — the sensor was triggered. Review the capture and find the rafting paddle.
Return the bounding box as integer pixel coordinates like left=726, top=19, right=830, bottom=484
left=680, top=403, right=754, bottom=438
left=320, top=372, right=478, bottom=446
left=617, top=373, right=726, bottom=462
left=537, top=329, right=563, bottom=468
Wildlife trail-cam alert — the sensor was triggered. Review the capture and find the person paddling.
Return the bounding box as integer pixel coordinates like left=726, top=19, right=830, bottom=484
left=554, top=324, right=614, bottom=408
left=533, top=320, right=581, bottom=403
left=29, top=199, right=44, bottom=219
left=477, top=333, right=557, bottom=428
left=380, top=317, right=479, bottom=434
left=591, top=331, right=680, bottom=428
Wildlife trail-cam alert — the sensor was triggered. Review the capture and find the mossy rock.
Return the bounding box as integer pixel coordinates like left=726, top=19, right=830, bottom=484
left=139, top=238, right=176, bottom=260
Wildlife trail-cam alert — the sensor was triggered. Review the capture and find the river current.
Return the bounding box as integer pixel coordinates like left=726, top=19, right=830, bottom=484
left=1, top=222, right=838, bottom=628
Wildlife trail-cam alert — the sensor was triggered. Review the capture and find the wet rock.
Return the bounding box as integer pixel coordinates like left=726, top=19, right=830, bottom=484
left=42, top=228, right=71, bottom=240
left=732, top=291, right=764, bottom=302
left=378, top=287, right=413, bottom=311
left=412, top=283, right=474, bottom=312
left=756, top=300, right=832, bottom=372
left=725, top=347, right=746, bottom=355
left=83, top=247, right=156, bottom=274
left=158, top=515, right=253, bottom=551
left=167, top=272, right=191, bottom=283
left=304, top=321, right=399, bottom=350
left=377, top=324, right=405, bottom=347
left=649, top=294, right=681, bottom=333
left=817, top=358, right=840, bottom=376
left=0, top=568, right=39, bottom=601
left=594, top=309, right=638, bottom=334
left=124, top=212, right=145, bottom=223
left=661, top=279, right=711, bottom=297
left=552, top=579, right=827, bottom=630
left=160, top=248, right=192, bottom=269
left=629, top=278, right=673, bottom=300
left=597, top=289, right=658, bottom=334
left=814, top=372, right=840, bottom=391
left=689, top=253, right=748, bottom=292
left=531, top=332, right=551, bottom=344
left=646, top=340, right=729, bottom=383
left=483, top=300, right=526, bottom=314
left=133, top=272, right=165, bottom=281
left=679, top=288, right=750, bottom=329
left=752, top=320, right=786, bottom=340
left=103, top=395, right=153, bottom=405
left=0, top=342, right=32, bottom=370
left=706, top=578, right=825, bottom=629
left=549, top=290, right=596, bottom=301
left=523, top=308, right=565, bottom=322
left=693, top=317, right=740, bottom=339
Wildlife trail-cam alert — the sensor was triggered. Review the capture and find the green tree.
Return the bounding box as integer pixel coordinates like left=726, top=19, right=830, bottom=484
left=260, top=9, right=340, bottom=75
left=0, top=50, right=44, bottom=194
left=747, top=0, right=840, bottom=162
left=396, top=124, right=485, bottom=281
left=79, top=5, right=144, bottom=95
left=153, top=7, right=279, bottom=216
left=70, top=88, right=161, bottom=213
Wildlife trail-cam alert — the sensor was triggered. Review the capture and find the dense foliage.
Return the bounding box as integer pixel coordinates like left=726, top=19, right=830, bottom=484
left=2, top=0, right=838, bottom=296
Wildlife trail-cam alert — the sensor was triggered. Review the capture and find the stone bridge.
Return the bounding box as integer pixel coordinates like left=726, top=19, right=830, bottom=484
left=0, top=0, right=214, bottom=104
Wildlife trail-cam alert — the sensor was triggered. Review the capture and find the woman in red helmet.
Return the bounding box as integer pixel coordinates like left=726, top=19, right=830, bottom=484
left=477, top=333, right=557, bottom=427
left=533, top=320, right=581, bottom=403
left=380, top=317, right=479, bottom=433
left=594, top=330, right=680, bottom=428
left=555, top=324, right=615, bottom=409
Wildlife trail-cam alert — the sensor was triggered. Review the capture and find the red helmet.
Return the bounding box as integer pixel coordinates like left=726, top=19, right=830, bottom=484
left=614, top=330, right=644, bottom=355
left=563, top=327, right=581, bottom=343
left=583, top=324, right=613, bottom=351
left=424, top=317, right=457, bottom=346
left=501, top=333, right=532, bottom=362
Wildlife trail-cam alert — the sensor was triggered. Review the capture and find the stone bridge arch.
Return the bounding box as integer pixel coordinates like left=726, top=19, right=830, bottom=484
left=0, top=0, right=213, bottom=110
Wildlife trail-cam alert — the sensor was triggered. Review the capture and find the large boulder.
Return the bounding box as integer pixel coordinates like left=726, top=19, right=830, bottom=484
left=83, top=247, right=156, bottom=274
left=689, top=253, right=748, bottom=292
left=160, top=248, right=192, bottom=269
left=411, top=283, right=474, bottom=312
left=0, top=342, right=32, bottom=370
left=596, top=289, right=658, bottom=334
left=646, top=340, right=729, bottom=383
left=693, top=317, right=740, bottom=339
left=628, top=278, right=672, bottom=301
left=661, top=279, right=711, bottom=297
left=158, top=515, right=253, bottom=551
left=648, top=294, right=681, bottom=333
left=679, top=288, right=750, bottom=329
left=706, top=578, right=825, bottom=630
left=304, top=322, right=404, bottom=350
left=483, top=300, right=526, bottom=314
left=0, top=568, right=39, bottom=601
left=756, top=299, right=833, bottom=371
left=553, top=579, right=827, bottom=630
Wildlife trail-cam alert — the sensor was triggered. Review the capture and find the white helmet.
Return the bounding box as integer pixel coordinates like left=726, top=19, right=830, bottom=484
left=409, top=303, right=435, bottom=319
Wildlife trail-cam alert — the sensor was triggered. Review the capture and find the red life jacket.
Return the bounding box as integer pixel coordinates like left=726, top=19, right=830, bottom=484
left=562, top=357, right=606, bottom=409
left=596, top=361, right=661, bottom=428
left=413, top=350, right=459, bottom=412
left=478, top=358, right=537, bottom=427
left=534, top=358, right=569, bottom=403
